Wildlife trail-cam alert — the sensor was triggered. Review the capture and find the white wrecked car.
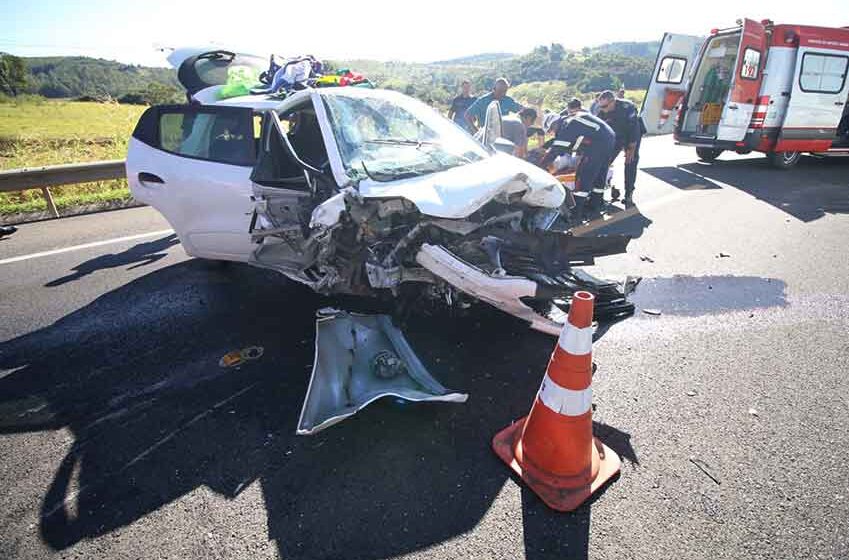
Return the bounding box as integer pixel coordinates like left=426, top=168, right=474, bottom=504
left=127, top=50, right=633, bottom=335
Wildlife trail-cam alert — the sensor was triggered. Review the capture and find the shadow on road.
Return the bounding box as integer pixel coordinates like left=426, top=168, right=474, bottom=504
left=642, top=155, right=849, bottom=222
left=44, top=234, right=179, bottom=287
left=0, top=248, right=636, bottom=559
left=629, top=275, right=788, bottom=317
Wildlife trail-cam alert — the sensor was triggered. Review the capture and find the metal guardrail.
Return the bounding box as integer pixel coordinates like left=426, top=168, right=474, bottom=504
left=0, top=160, right=127, bottom=218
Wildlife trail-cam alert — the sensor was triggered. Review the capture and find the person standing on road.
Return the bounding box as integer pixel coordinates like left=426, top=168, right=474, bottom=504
left=464, top=77, right=523, bottom=134
left=447, top=80, right=476, bottom=132
left=596, top=89, right=645, bottom=206
left=539, top=98, right=615, bottom=223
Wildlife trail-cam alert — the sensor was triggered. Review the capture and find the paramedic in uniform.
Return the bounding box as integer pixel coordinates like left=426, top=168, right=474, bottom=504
left=596, top=90, right=645, bottom=205
left=539, top=98, right=616, bottom=222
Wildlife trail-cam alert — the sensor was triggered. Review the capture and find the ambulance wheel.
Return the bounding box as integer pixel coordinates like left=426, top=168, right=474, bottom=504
left=767, top=151, right=801, bottom=169
left=696, top=147, right=724, bottom=162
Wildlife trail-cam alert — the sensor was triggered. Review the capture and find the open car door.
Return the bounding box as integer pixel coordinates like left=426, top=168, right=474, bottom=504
left=127, top=104, right=258, bottom=261
left=249, top=99, right=339, bottom=279
left=641, top=33, right=703, bottom=135
left=716, top=19, right=768, bottom=142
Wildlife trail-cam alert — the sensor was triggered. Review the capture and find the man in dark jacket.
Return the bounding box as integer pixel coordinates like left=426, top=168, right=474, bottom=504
left=447, top=80, right=475, bottom=132
left=597, top=90, right=645, bottom=205
left=540, top=98, right=616, bottom=222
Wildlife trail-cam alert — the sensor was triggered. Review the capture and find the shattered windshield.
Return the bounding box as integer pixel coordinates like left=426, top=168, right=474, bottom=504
left=321, top=92, right=489, bottom=181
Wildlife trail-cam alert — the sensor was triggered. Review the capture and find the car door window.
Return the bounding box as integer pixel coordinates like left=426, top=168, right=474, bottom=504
left=131, top=105, right=256, bottom=166
left=157, top=109, right=255, bottom=166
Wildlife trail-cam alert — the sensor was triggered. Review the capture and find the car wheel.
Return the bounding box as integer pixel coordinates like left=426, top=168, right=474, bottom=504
left=767, top=151, right=801, bottom=169
left=696, top=147, right=724, bottom=162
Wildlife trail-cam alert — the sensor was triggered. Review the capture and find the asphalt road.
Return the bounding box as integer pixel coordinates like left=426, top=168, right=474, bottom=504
left=1, top=137, right=848, bottom=560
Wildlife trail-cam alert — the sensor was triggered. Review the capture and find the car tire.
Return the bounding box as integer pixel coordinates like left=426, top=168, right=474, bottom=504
left=696, top=147, right=724, bottom=162
left=767, top=151, right=801, bottom=169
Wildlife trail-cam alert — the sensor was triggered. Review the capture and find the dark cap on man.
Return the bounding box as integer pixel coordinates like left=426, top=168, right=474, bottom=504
left=599, top=90, right=616, bottom=102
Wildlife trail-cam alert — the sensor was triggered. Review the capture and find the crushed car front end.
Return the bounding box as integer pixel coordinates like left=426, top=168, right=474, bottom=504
left=249, top=88, right=635, bottom=334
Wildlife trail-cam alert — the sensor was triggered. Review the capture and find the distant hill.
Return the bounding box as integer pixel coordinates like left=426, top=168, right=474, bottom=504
left=14, top=42, right=657, bottom=109
left=22, top=56, right=180, bottom=99
left=430, top=53, right=516, bottom=66
left=593, top=41, right=661, bottom=60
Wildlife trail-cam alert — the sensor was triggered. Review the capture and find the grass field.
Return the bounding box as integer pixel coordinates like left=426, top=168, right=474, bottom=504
left=0, top=98, right=145, bottom=216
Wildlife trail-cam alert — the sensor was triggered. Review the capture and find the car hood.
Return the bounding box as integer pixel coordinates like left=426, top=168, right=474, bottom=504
left=356, top=153, right=565, bottom=219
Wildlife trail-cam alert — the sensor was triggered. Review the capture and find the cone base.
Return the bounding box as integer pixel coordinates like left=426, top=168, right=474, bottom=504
left=492, top=416, right=621, bottom=512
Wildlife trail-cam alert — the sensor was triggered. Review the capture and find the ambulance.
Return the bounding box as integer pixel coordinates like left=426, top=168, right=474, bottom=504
left=641, top=19, right=849, bottom=168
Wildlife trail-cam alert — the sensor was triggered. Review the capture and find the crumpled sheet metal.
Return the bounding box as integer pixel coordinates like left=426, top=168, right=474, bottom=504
left=297, top=310, right=468, bottom=435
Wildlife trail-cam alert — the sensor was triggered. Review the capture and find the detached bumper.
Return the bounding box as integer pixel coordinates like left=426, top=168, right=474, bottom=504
left=415, top=244, right=634, bottom=336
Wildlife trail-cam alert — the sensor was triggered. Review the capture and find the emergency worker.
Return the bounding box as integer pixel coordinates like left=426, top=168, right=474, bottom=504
left=596, top=89, right=644, bottom=205
left=539, top=98, right=615, bottom=222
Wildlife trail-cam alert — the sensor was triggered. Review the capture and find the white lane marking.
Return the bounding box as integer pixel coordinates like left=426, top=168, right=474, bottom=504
left=0, top=229, right=175, bottom=266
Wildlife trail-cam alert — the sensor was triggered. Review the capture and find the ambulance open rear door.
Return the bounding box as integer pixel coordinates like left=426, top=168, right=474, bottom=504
left=640, top=33, right=703, bottom=135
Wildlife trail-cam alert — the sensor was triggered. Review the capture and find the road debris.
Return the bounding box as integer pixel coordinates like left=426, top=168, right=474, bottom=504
left=748, top=408, right=759, bottom=417
left=640, top=255, right=655, bottom=263
left=642, top=308, right=662, bottom=316
left=219, top=346, right=264, bottom=368
left=716, top=252, right=731, bottom=258
left=686, top=390, right=697, bottom=397
left=623, top=275, right=642, bottom=297
left=690, top=457, right=721, bottom=485
left=297, top=309, right=467, bottom=435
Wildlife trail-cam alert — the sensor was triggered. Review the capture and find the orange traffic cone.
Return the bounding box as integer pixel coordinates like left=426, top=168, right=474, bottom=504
left=492, top=291, right=620, bottom=511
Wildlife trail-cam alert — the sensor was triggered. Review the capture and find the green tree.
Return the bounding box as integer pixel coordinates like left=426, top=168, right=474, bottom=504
left=0, top=53, right=28, bottom=96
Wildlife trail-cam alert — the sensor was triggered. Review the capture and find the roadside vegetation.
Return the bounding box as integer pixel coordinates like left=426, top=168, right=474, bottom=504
left=0, top=96, right=144, bottom=215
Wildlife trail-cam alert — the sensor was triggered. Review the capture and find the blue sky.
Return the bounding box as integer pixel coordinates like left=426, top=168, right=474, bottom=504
left=3, top=0, right=848, bottom=66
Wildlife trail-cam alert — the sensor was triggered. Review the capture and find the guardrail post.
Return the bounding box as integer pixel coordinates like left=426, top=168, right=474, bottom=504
left=41, top=187, right=60, bottom=218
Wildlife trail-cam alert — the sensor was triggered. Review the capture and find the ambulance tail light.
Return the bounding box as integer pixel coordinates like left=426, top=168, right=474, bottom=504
left=750, top=96, right=770, bottom=129
left=710, top=28, right=719, bottom=35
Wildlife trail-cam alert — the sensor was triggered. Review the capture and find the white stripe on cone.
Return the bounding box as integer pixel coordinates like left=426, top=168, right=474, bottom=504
left=558, top=323, right=593, bottom=355
left=537, top=373, right=593, bottom=416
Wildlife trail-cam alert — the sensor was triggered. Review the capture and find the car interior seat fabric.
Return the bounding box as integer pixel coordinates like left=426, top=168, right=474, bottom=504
left=289, top=111, right=329, bottom=169
left=251, top=115, right=310, bottom=189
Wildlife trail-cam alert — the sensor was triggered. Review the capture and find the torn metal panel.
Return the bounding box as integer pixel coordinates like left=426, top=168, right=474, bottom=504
left=414, top=243, right=563, bottom=335
left=297, top=309, right=467, bottom=435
